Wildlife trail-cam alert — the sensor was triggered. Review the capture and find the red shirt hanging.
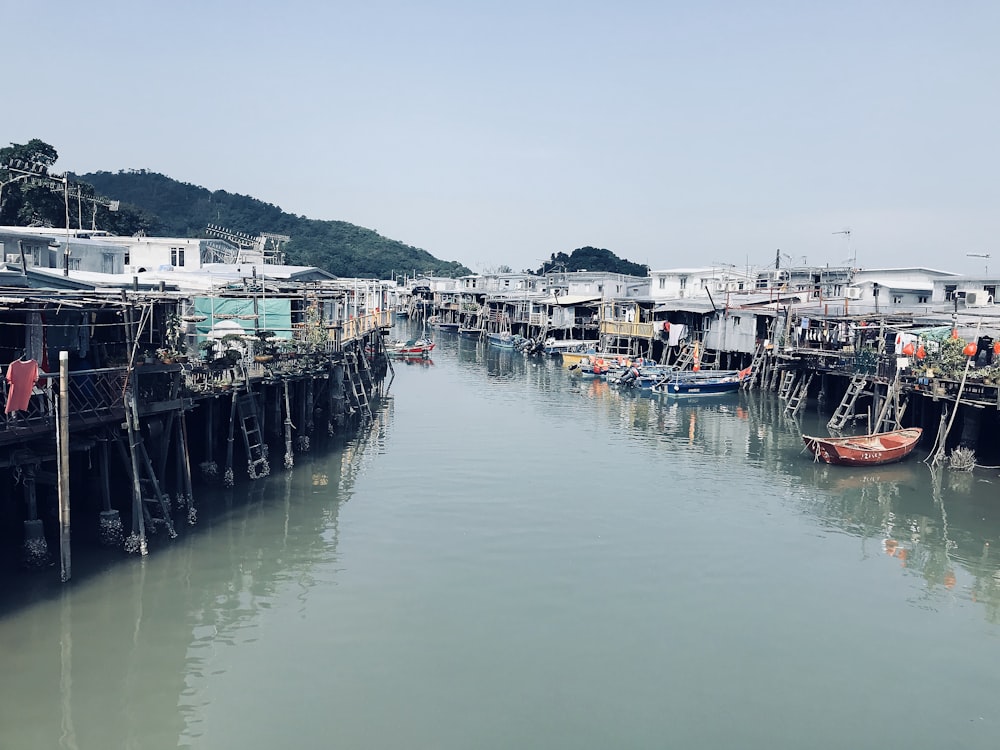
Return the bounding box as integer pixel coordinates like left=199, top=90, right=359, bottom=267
left=5, top=359, right=39, bottom=414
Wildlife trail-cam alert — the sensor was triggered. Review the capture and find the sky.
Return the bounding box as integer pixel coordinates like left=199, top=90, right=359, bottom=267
left=6, top=0, right=1000, bottom=276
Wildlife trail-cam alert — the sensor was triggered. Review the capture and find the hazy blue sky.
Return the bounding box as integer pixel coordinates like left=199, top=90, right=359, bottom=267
left=6, top=1, right=999, bottom=275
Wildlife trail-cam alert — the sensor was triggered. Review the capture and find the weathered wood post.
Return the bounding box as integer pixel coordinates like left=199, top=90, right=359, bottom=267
left=56, top=350, right=71, bottom=582
left=21, top=462, right=48, bottom=567
left=283, top=380, right=295, bottom=469
left=98, top=435, right=122, bottom=546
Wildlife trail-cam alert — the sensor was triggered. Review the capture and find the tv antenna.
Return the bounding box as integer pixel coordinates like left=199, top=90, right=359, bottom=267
left=833, top=229, right=854, bottom=267
left=205, top=225, right=289, bottom=264
left=967, top=252, right=990, bottom=276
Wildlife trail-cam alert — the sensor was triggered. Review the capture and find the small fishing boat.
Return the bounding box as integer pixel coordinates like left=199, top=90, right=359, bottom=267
left=385, top=337, right=435, bottom=357
left=487, top=331, right=519, bottom=349
left=802, top=428, right=922, bottom=466
left=650, top=367, right=750, bottom=397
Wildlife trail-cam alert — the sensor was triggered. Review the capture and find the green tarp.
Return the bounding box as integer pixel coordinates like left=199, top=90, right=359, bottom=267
left=192, top=297, right=292, bottom=340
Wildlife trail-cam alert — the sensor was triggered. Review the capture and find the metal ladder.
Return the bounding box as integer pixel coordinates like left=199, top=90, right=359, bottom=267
left=236, top=390, right=269, bottom=479
left=827, top=373, right=869, bottom=430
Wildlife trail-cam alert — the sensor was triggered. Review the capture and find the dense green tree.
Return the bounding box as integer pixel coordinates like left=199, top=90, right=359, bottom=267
left=0, top=139, right=62, bottom=226
left=534, top=247, right=648, bottom=277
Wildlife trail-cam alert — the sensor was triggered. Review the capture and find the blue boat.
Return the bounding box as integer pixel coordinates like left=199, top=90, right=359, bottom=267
left=651, top=370, right=745, bottom=396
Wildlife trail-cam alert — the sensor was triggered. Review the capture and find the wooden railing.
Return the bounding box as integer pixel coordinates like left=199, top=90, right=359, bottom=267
left=600, top=320, right=656, bottom=340
left=0, top=367, right=128, bottom=440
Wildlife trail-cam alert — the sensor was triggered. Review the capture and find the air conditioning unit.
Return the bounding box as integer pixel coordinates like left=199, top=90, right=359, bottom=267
left=965, top=290, right=992, bottom=307
left=845, top=287, right=862, bottom=300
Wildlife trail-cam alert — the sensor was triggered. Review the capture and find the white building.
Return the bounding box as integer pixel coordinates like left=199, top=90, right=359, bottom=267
left=850, top=267, right=959, bottom=310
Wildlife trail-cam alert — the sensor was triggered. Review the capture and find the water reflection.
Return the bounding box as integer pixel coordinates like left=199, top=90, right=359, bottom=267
left=0, top=400, right=393, bottom=749
left=563, top=377, right=1000, bottom=622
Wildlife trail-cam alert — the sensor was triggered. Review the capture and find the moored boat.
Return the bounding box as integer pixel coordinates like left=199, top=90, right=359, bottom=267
left=651, top=371, right=744, bottom=396
left=385, top=337, right=435, bottom=357
left=802, top=428, right=922, bottom=466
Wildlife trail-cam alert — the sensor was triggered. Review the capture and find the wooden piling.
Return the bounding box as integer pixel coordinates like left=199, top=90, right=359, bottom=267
left=56, top=351, right=71, bottom=582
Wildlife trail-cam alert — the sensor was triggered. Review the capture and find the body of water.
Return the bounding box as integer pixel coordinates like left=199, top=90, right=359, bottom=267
left=2, top=328, right=1000, bottom=749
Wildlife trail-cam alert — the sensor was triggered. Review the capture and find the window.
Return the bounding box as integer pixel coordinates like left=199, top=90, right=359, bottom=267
left=659, top=277, right=665, bottom=289
left=124, top=249, right=130, bottom=265
left=679, top=276, right=687, bottom=290
left=892, top=295, right=903, bottom=305
left=945, top=284, right=957, bottom=301
left=171, top=247, right=185, bottom=266
left=918, top=295, right=928, bottom=304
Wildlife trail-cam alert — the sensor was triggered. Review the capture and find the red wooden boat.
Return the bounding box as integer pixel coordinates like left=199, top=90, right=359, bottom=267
left=802, top=427, right=922, bottom=466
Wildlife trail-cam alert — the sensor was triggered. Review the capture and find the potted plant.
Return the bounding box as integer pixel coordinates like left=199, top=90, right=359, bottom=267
left=198, top=339, right=216, bottom=361
left=254, top=330, right=278, bottom=362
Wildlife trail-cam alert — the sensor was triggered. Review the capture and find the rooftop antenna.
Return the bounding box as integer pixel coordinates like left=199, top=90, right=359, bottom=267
left=833, top=229, right=853, bottom=267
left=967, top=252, right=990, bottom=276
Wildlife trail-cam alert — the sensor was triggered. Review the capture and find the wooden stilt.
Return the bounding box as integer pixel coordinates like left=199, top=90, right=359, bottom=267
left=283, top=380, right=294, bottom=469
left=224, top=391, right=238, bottom=486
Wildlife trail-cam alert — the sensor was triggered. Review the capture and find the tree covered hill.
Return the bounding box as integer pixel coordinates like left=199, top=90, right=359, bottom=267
left=80, top=169, right=470, bottom=279
left=535, top=247, right=649, bottom=277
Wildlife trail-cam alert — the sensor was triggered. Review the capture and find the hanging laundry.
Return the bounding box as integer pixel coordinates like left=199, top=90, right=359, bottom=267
left=894, top=332, right=917, bottom=355
left=668, top=323, right=687, bottom=347
left=5, top=358, right=39, bottom=414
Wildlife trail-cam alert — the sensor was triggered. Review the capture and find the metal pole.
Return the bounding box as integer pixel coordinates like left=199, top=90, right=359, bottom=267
left=57, top=350, right=71, bottom=581
left=63, top=177, right=70, bottom=276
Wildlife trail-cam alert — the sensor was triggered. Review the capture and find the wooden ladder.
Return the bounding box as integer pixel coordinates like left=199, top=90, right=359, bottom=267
left=827, top=373, right=869, bottom=431
left=743, top=341, right=767, bottom=390
left=873, top=375, right=908, bottom=433
left=346, top=352, right=373, bottom=420
left=784, top=372, right=814, bottom=417
left=116, top=422, right=176, bottom=539
left=777, top=369, right=798, bottom=401
left=236, top=390, right=269, bottom=479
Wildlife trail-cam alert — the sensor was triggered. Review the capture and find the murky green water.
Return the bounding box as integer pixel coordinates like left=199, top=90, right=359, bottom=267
left=3, top=330, right=1000, bottom=749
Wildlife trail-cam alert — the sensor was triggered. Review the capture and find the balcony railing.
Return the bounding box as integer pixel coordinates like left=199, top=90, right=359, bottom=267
left=0, top=367, right=128, bottom=441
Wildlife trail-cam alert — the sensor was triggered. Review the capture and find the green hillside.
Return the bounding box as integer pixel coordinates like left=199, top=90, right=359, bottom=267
left=80, top=169, right=470, bottom=279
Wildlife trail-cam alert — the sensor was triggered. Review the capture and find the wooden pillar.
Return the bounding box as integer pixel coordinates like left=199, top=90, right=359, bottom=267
left=21, top=463, right=49, bottom=567
left=283, top=380, right=294, bottom=468
left=98, top=436, right=122, bottom=546
left=224, top=392, right=237, bottom=487
left=178, top=410, right=196, bottom=525
left=56, top=351, right=71, bottom=581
